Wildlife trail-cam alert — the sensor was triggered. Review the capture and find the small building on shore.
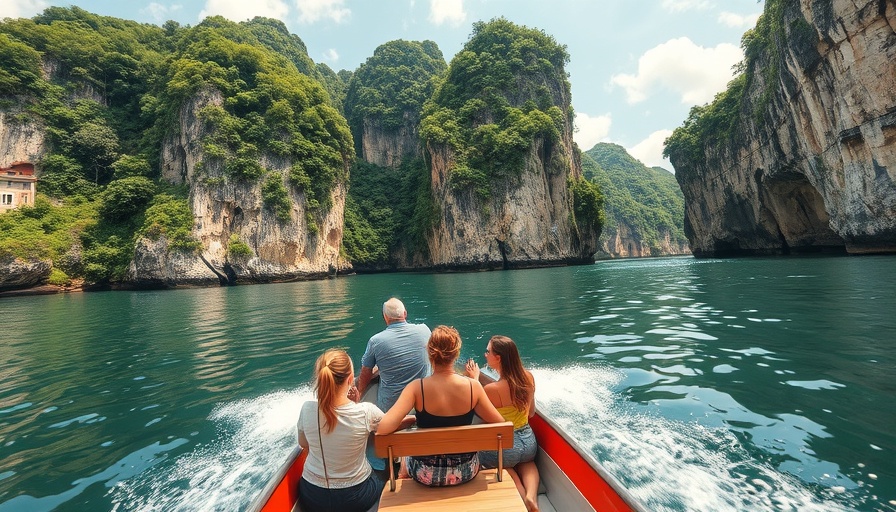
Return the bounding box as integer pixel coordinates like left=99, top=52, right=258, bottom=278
left=1, top=162, right=37, bottom=213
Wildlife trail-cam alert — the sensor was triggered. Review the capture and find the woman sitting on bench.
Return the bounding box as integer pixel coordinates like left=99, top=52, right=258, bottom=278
left=465, top=335, right=541, bottom=511
left=297, top=349, right=384, bottom=512
left=377, top=325, right=504, bottom=486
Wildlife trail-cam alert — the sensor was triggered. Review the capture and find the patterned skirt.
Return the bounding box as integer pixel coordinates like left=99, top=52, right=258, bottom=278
left=407, top=452, right=480, bottom=487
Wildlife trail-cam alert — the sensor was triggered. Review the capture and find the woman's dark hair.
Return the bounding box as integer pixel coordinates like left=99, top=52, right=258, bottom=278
left=314, top=349, right=352, bottom=433
left=428, top=325, right=462, bottom=367
left=489, top=335, right=533, bottom=410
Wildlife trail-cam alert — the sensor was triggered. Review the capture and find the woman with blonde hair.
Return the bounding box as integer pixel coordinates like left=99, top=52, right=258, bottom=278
left=465, top=335, right=540, bottom=511
left=377, top=325, right=505, bottom=487
left=297, top=349, right=383, bottom=512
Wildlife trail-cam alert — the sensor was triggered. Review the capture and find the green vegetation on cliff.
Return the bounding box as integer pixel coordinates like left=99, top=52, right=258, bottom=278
left=420, top=18, right=570, bottom=199
left=342, top=159, right=437, bottom=266
left=344, top=40, right=446, bottom=147
left=585, top=143, right=685, bottom=253
left=663, top=0, right=812, bottom=167
left=0, top=7, right=349, bottom=284
left=340, top=40, right=446, bottom=266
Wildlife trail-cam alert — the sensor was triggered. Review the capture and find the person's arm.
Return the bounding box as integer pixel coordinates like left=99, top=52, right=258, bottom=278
left=526, top=371, right=537, bottom=418
left=472, top=380, right=505, bottom=423
left=397, top=415, right=416, bottom=430
left=356, top=366, right=374, bottom=397
left=297, top=403, right=310, bottom=448
left=376, top=381, right=418, bottom=434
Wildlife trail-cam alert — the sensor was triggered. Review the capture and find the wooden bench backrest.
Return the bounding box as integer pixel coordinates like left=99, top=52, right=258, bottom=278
left=374, top=421, right=514, bottom=491
left=373, top=421, right=514, bottom=458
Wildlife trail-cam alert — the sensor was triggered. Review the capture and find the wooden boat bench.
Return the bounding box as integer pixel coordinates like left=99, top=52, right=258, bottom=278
left=373, top=421, right=525, bottom=511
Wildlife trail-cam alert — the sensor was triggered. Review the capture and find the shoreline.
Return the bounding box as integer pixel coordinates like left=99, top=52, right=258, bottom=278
left=0, top=283, right=83, bottom=298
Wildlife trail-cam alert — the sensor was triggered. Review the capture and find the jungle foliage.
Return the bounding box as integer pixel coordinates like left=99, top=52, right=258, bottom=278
left=343, top=40, right=446, bottom=146
left=341, top=159, right=437, bottom=266
left=0, top=7, right=349, bottom=283
left=584, top=143, right=686, bottom=253
left=419, top=18, right=570, bottom=199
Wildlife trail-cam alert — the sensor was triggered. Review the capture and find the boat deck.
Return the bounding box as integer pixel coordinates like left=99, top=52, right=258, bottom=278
left=378, top=469, right=525, bottom=511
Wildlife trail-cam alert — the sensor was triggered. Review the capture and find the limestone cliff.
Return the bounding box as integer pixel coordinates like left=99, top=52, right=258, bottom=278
left=584, top=144, right=690, bottom=259
left=0, top=255, right=50, bottom=292
left=418, top=20, right=599, bottom=268
left=0, top=110, right=45, bottom=168
left=669, top=0, right=896, bottom=256
left=131, top=88, right=347, bottom=286
left=598, top=222, right=690, bottom=259
left=344, top=40, right=445, bottom=169
left=426, top=135, right=594, bottom=269
left=359, top=114, right=421, bottom=168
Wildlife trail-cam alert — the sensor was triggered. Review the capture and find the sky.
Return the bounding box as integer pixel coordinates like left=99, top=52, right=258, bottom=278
left=4, top=0, right=765, bottom=171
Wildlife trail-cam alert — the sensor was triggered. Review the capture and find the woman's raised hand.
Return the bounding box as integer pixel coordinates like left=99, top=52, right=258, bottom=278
left=464, top=358, right=480, bottom=380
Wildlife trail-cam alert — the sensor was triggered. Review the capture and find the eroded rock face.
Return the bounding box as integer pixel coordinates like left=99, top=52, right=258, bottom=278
left=425, top=135, right=597, bottom=270
left=673, top=0, right=896, bottom=256
left=360, top=114, right=420, bottom=168
left=0, top=111, right=45, bottom=168
left=599, top=223, right=690, bottom=259
left=0, top=256, right=51, bottom=291
left=187, top=170, right=346, bottom=282
left=128, top=236, right=222, bottom=288
left=132, top=90, right=348, bottom=286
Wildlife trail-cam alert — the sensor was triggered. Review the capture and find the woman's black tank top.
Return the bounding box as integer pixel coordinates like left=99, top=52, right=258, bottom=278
left=415, top=379, right=475, bottom=428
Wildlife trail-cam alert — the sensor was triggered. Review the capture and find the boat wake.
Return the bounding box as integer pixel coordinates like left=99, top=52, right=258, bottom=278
left=110, top=366, right=856, bottom=511
left=109, top=387, right=313, bottom=511
left=532, top=365, right=854, bottom=512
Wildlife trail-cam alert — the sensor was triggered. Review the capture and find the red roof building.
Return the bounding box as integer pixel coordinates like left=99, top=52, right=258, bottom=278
left=1, top=162, right=37, bottom=213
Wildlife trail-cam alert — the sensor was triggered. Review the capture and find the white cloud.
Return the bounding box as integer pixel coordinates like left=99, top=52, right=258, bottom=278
left=200, top=0, right=289, bottom=22
left=294, top=0, right=350, bottom=24
left=323, top=48, right=339, bottom=62
left=610, top=37, right=742, bottom=105
left=628, top=129, right=675, bottom=170
left=4, top=0, right=47, bottom=19
left=140, top=3, right=183, bottom=23
left=574, top=112, right=612, bottom=151
left=429, top=0, right=465, bottom=26
left=718, top=11, right=760, bottom=28
left=661, top=0, right=711, bottom=12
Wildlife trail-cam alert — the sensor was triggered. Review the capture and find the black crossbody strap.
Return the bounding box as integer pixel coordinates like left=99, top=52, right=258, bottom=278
left=318, top=407, right=330, bottom=489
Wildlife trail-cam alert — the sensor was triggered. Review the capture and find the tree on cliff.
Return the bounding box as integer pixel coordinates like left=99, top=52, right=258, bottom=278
left=343, top=39, right=447, bottom=152
left=419, top=17, right=570, bottom=199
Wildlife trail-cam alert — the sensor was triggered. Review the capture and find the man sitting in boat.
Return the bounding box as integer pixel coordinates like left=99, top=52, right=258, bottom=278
left=377, top=325, right=505, bottom=486
left=356, top=298, right=430, bottom=471
left=356, top=298, right=431, bottom=412
left=466, top=335, right=541, bottom=511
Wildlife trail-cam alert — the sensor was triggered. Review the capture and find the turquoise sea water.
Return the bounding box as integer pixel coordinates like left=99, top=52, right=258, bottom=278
left=0, top=256, right=894, bottom=511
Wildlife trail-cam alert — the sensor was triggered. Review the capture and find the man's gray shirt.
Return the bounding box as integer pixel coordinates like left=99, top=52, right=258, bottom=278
left=361, top=321, right=431, bottom=411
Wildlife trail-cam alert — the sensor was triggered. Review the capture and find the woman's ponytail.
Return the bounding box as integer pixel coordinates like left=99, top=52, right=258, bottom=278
left=314, top=349, right=353, bottom=433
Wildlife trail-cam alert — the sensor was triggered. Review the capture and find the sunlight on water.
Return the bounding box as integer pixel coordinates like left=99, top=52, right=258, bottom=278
left=532, top=366, right=852, bottom=512
left=110, top=387, right=313, bottom=511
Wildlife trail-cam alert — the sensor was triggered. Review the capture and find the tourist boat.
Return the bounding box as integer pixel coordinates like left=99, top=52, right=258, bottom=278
left=250, top=382, right=646, bottom=511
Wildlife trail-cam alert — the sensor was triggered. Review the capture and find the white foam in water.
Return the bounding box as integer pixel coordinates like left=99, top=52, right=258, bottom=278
left=111, top=367, right=856, bottom=511
left=531, top=366, right=852, bottom=512
left=110, top=386, right=313, bottom=511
